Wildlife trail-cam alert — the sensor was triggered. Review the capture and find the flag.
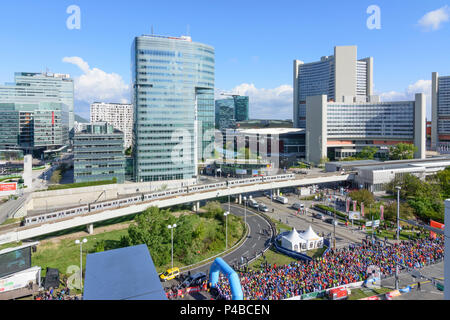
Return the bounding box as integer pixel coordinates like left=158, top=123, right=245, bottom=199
left=361, top=202, right=365, bottom=217
left=380, top=205, right=384, bottom=220
left=346, top=199, right=350, bottom=213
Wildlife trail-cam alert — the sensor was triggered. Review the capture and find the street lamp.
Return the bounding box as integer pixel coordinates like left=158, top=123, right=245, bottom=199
left=243, top=196, right=247, bottom=228
left=75, top=238, right=87, bottom=291
left=396, top=186, right=401, bottom=241
left=167, top=224, right=177, bottom=270
left=224, top=211, right=230, bottom=249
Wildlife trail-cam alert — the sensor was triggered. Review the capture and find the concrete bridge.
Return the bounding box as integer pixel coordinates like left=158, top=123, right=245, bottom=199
left=0, top=172, right=355, bottom=245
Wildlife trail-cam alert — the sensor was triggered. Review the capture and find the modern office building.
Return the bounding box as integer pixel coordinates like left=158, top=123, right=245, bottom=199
left=0, top=102, right=69, bottom=156
left=0, top=72, right=72, bottom=157
left=13, top=72, right=74, bottom=131
left=73, top=123, right=125, bottom=184
left=293, top=46, right=373, bottom=128
left=215, top=95, right=249, bottom=131
left=233, top=95, right=249, bottom=122
left=215, top=99, right=236, bottom=130
left=90, top=102, right=133, bottom=149
left=220, top=128, right=306, bottom=169
left=132, top=34, right=215, bottom=182
left=236, top=119, right=293, bottom=129
left=431, top=72, right=450, bottom=151
left=306, top=94, right=426, bottom=164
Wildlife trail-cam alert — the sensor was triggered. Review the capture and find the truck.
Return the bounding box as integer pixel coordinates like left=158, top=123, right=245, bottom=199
left=275, top=196, right=288, bottom=204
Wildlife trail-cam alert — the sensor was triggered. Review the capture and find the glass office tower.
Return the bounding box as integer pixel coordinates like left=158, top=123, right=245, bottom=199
left=233, top=95, right=249, bottom=122
left=14, top=72, right=74, bottom=131
left=132, top=35, right=215, bottom=182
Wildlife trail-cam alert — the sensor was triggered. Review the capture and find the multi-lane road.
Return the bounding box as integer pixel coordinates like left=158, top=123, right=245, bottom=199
left=161, top=202, right=273, bottom=298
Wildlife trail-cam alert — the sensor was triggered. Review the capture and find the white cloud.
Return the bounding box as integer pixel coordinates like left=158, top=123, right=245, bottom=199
left=418, top=5, right=450, bottom=31
left=378, top=79, right=432, bottom=118
left=63, top=56, right=130, bottom=104
left=221, top=83, right=293, bottom=120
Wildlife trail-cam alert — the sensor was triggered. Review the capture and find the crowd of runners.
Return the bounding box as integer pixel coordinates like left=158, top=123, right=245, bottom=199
left=215, top=236, right=444, bottom=300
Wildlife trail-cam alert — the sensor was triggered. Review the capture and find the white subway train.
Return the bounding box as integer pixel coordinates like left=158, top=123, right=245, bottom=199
left=23, top=174, right=295, bottom=226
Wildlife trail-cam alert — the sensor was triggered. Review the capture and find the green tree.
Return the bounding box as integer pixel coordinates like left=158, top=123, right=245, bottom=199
left=349, top=189, right=375, bottom=208
left=122, top=206, right=174, bottom=266
left=388, top=143, right=418, bottom=160
left=383, top=202, right=416, bottom=222
left=50, top=170, right=62, bottom=184
left=357, top=146, right=378, bottom=160
left=435, top=167, right=450, bottom=198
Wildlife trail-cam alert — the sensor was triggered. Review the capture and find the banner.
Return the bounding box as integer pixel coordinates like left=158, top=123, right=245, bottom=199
left=430, top=220, right=445, bottom=239
left=361, top=202, right=365, bottom=218
left=346, top=199, right=350, bottom=213
left=353, top=201, right=357, bottom=212
left=349, top=211, right=361, bottom=220
left=380, top=205, right=384, bottom=221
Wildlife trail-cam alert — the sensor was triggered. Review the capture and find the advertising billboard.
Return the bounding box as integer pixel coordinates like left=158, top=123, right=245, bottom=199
left=0, top=247, right=32, bottom=279
left=0, top=182, right=17, bottom=197
left=348, top=211, right=360, bottom=220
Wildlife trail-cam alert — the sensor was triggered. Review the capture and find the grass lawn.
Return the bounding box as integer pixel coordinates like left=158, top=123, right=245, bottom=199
left=0, top=217, right=22, bottom=226
left=32, top=227, right=130, bottom=278
left=248, top=247, right=297, bottom=271
left=366, top=229, right=426, bottom=241
left=347, top=287, right=392, bottom=300
left=271, top=218, right=292, bottom=234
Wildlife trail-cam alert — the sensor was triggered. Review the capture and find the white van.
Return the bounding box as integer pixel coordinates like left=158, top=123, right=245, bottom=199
left=247, top=198, right=259, bottom=209
left=292, top=202, right=304, bottom=210
left=275, top=196, right=288, bottom=204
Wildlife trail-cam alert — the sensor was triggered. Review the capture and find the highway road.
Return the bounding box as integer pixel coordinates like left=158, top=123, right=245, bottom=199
left=252, top=194, right=366, bottom=248
left=161, top=202, right=273, bottom=298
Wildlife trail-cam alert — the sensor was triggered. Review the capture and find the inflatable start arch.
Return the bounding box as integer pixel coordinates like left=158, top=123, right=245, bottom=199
left=209, top=257, right=243, bottom=300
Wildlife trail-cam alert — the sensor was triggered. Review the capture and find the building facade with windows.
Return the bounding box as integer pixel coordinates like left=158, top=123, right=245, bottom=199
left=90, top=102, right=133, bottom=149
left=431, top=72, right=450, bottom=152
left=73, top=123, right=125, bottom=184
left=13, top=72, right=74, bottom=131
left=132, top=34, right=215, bottom=182
left=0, top=72, right=72, bottom=157
left=293, top=46, right=373, bottom=129
left=306, top=94, right=426, bottom=164
left=215, top=95, right=249, bottom=131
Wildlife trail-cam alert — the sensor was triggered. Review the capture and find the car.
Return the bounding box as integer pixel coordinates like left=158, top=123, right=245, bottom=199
left=258, top=203, right=269, bottom=212
left=325, top=218, right=339, bottom=226
left=160, top=267, right=180, bottom=282
left=292, top=202, right=304, bottom=210
left=274, top=196, right=288, bottom=204
left=179, top=272, right=207, bottom=288
left=264, top=191, right=271, bottom=199
left=247, top=199, right=259, bottom=209
left=314, top=213, right=325, bottom=221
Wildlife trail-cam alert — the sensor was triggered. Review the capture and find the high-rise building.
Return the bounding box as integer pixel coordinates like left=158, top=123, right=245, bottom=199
left=73, top=123, right=125, bottom=184
left=13, top=72, right=74, bottom=131
left=131, top=34, right=215, bottom=182
left=305, top=94, right=426, bottom=164
left=293, top=46, right=373, bottom=128
left=431, top=72, right=450, bottom=151
left=215, top=95, right=249, bottom=130
left=0, top=81, right=70, bottom=155
left=90, top=102, right=133, bottom=149
left=233, top=95, right=249, bottom=122
left=215, top=99, right=236, bottom=130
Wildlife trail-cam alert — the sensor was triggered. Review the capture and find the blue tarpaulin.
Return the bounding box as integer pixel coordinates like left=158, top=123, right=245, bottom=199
left=83, top=244, right=167, bottom=300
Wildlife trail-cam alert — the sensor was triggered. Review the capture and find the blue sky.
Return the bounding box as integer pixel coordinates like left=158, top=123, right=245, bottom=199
left=1, top=0, right=449, bottom=120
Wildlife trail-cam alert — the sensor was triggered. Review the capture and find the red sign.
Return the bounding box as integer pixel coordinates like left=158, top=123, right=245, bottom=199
left=430, top=220, right=445, bottom=239
left=0, top=183, right=17, bottom=192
